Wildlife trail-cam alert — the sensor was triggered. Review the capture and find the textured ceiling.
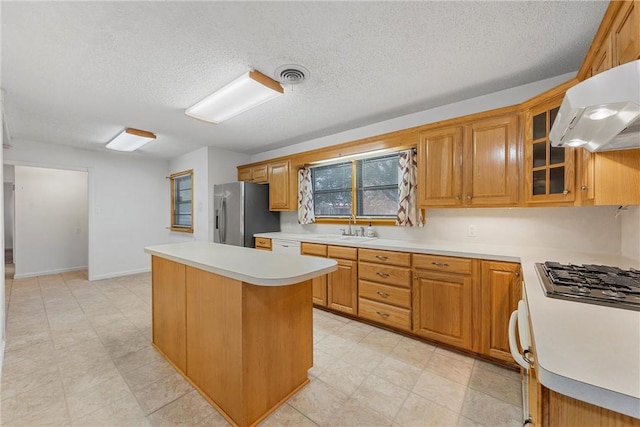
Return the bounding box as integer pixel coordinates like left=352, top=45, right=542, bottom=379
left=2, top=1, right=608, bottom=159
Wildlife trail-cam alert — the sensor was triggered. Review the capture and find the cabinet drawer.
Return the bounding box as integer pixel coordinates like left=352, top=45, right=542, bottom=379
left=301, top=242, right=327, bottom=257
left=328, top=245, right=358, bottom=261
left=358, top=249, right=411, bottom=267
left=413, top=254, right=473, bottom=275
left=358, top=262, right=411, bottom=288
left=359, top=280, right=410, bottom=309
left=254, top=237, right=272, bottom=250
left=358, top=298, right=411, bottom=331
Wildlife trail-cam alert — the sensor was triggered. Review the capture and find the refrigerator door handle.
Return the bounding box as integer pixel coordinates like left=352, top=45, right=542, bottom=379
left=220, top=198, right=227, bottom=243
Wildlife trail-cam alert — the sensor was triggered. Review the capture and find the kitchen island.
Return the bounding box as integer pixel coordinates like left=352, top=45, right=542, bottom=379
left=144, top=241, right=337, bottom=427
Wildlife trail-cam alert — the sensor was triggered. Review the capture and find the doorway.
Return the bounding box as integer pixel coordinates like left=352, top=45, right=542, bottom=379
left=6, top=165, right=88, bottom=279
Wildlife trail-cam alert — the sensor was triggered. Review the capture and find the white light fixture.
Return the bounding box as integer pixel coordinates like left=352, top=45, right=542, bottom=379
left=587, top=107, right=617, bottom=120
left=565, top=139, right=588, bottom=147
left=185, top=70, right=284, bottom=124
left=106, top=128, right=156, bottom=151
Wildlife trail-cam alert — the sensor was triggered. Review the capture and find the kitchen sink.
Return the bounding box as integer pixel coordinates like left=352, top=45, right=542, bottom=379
left=312, top=234, right=377, bottom=243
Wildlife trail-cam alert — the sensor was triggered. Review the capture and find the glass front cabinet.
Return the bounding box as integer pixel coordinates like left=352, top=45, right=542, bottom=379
left=524, top=95, right=575, bottom=204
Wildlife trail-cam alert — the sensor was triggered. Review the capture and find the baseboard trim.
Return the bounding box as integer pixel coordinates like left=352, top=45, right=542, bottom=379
left=13, top=265, right=88, bottom=279
left=89, top=268, right=151, bottom=281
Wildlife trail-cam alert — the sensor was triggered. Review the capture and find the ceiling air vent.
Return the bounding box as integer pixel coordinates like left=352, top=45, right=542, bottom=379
left=275, top=64, right=309, bottom=85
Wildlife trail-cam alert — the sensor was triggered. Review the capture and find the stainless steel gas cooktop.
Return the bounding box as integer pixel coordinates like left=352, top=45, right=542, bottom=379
left=535, top=261, right=640, bottom=311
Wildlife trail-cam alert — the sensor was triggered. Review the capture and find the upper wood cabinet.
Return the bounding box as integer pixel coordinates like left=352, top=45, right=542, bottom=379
left=591, top=33, right=613, bottom=76
left=580, top=0, right=640, bottom=79
left=268, top=160, right=297, bottom=211
left=418, top=126, right=463, bottom=206
left=611, top=0, right=640, bottom=66
left=418, top=113, right=519, bottom=207
left=237, top=164, right=268, bottom=183
left=524, top=96, right=576, bottom=205
left=463, top=114, right=519, bottom=206
left=577, top=148, right=640, bottom=206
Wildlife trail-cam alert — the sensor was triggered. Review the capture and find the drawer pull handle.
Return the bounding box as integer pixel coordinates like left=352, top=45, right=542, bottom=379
left=375, top=255, right=388, bottom=261
left=376, top=311, right=390, bottom=318
left=376, top=291, right=390, bottom=298
left=376, top=272, right=390, bottom=278
left=431, top=262, right=449, bottom=267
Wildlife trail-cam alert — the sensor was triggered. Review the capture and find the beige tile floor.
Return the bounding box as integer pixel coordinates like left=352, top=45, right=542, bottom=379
left=1, top=269, right=522, bottom=427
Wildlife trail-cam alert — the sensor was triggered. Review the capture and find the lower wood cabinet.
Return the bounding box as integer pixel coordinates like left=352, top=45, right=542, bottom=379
left=412, top=267, right=474, bottom=350
left=301, top=243, right=329, bottom=306
left=412, top=254, right=475, bottom=350
left=327, top=246, right=358, bottom=315
left=151, top=256, right=187, bottom=373
left=357, top=248, right=412, bottom=331
left=254, top=237, right=272, bottom=250
left=480, top=261, right=521, bottom=364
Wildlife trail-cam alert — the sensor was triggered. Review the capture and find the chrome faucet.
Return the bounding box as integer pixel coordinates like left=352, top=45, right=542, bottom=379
left=347, top=214, right=356, bottom=236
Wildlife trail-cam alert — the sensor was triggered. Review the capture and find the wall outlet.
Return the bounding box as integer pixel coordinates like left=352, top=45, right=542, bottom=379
left=467, top=224, right=477, bottom=237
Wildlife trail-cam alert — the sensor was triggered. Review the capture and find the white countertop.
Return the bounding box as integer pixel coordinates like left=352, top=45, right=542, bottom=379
left=256, top=232, right=640, bottom=418
left=144, top=241, right=337, bottom=287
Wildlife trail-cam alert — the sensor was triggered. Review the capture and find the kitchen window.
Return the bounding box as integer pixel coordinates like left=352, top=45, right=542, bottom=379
left=311, top=153, right=400, bottom=220
left=170, top=169, right=193, bottom=233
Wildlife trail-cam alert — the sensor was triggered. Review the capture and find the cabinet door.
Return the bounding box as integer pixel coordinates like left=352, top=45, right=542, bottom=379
left=592, top=33, right=613, bottom=76
left=251, top=164, right=268, bottom=183
left=612, top=0, right=640, bottom=66
left=327, top=259, right=358, bottom=315
left=237, top=166, right=252, bottom=182
left=524, top=96, right=576, bottom=204
left=151, top=256, right=186, bottom=372
left=312, top=275, right=328, bottom=306
left=480, top=261, right=521, bottom=363
left=413, top=271, right=473, bottom=350
left=577, top=148, right=596, bottom=205
left=268, top=160, right=295, bottom=211
left=418, top=127, right=463, bottom=206
left=463, top=114, right=519, bottom=205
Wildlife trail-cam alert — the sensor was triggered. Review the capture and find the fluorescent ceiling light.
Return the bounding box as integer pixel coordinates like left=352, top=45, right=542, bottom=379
left=185, top=70, right=284, bottom=124
left=106, top=128, right=156, bottom=151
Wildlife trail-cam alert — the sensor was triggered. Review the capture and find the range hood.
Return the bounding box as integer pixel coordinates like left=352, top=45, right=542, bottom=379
left=549, top=59, right=640, bottom=152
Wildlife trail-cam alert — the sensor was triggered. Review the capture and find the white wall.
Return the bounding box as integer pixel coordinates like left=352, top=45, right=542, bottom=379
left=4, top=166, right=14, bottom=249
left=4, top=140, right=170, bottom=280
left=168, top=147, right=209, bottom=242
left=280, top=206, right=624, bottom=255
left=249, top=72, right=575, bottom=163
left=169, top=146, right=249, bottom=243
left=4, top=183, right=13, bottom=249
left=14, top=166, right=88, bottom=278
left=1, top=85, right=6, bottom=374
left=621, top=205, right=640, bottom=262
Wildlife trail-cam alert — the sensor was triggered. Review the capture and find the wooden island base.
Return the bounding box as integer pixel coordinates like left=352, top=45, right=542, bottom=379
left=151, top=256, right=313, bottom=427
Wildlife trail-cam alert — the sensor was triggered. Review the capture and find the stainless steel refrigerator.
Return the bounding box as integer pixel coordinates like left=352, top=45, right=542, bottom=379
left=213, top=182, right=280, bottom=248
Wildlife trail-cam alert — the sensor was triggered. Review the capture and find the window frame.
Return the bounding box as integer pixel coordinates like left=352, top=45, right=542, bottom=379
left=170, top=169, right=194, bottom=233
left=311, top=153, right=401, bottom=224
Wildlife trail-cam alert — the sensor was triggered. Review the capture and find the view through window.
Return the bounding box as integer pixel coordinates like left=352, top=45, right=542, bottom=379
left=170, top=169, right=193, bottom=233
left=312, top=153, right=399, bottom=219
